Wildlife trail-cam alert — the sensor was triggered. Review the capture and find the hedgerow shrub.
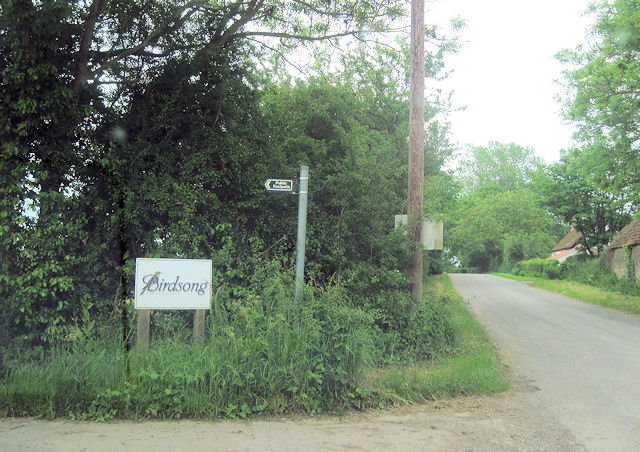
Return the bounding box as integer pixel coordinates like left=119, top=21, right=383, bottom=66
left=513, top=258, right=564, bottom=279
left=511, top=255, right=640, bottom=296
left=0, top=259, right=377, bottom=419
left=363, top=289, right=456, bottom=364
left=562, top=255, right=640, bottom=297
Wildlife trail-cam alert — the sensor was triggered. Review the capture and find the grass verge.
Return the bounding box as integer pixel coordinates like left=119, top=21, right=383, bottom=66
left=365, top=274, right=509, bottom=404
left=493, top=273, right=640, bottom=315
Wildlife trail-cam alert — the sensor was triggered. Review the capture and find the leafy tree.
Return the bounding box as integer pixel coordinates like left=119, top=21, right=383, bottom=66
left=447, top=142, right=556, bottom=271
left=0, top=0, right=457, bottom=345
left=0, top=0, right=410, bottom=343
left=557, top=0, right=640, bottom=198
left=447, top=189, right=557, bottom=272
left=259, top=34, right=457, bottom=290
left=110, top=50, right=267, bottom=254
left=457, top=142, right=544, bottom=194
left=260, top=77, right=407, bottom=286
left=535, top=148, right=636, bottom=255
left=63, top=0, right=406, bottom=97
left=0, top=1, right=113, bottom=343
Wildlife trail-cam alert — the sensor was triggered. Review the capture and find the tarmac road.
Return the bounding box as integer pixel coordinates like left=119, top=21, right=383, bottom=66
left=450, top=273, right=640, bottom=451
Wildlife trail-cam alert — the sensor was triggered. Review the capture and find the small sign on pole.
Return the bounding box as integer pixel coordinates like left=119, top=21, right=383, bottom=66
left=264, top=178, right=294, bottom=193
left=263, top=170, right=309, bottom=305
left=394, top=215, right=444, bottom=250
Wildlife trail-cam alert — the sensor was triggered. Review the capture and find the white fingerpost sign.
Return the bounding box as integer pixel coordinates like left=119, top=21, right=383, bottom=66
left=135, top=258, right=212, bottom=310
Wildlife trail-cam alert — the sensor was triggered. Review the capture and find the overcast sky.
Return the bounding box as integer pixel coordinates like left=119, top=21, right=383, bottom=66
left=428, top=0, right=595, bottom=163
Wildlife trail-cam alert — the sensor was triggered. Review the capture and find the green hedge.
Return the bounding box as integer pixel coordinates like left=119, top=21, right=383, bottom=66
left=513, top=258, right=564, bottom=280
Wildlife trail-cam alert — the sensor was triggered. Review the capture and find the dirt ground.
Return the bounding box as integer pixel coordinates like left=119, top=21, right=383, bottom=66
left=0, top=367, right=585, bottom=452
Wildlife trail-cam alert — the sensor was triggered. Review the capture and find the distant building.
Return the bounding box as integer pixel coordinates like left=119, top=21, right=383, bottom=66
left=602, top=218, right=640, bottom=279
left=548, top=229, right=584, bottom=262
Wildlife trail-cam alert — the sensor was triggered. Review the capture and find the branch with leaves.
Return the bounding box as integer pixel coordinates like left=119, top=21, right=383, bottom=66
left=64, top=0, right=407, bottom=95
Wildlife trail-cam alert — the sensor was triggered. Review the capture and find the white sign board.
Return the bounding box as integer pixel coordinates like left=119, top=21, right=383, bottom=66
left=394, top=215, right=444, bottom=250
left=135, top=258, right=212, bottom=310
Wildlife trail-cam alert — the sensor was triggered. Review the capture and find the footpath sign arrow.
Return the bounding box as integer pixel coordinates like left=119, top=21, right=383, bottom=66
left=264, top=178, right=294, bottom=193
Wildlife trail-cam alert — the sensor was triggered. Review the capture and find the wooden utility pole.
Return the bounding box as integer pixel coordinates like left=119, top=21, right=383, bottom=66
left=408, top=0, right=425, bottom=309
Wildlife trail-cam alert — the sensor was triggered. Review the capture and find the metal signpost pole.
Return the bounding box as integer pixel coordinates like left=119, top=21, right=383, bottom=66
left=294, top=166, right=309, bottom=305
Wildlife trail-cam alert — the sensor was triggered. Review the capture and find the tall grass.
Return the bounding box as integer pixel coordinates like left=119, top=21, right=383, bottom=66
left=1, top=270, right=377, bottom=419
left=368, top=347, right=507, bottom=402
left=1, top=337, right=128, bottom=419
left=563, top=256, right=640, bottom=297
left=364, top=274, right=509, bottom=403
left=495, top=273, right=640, bottom=315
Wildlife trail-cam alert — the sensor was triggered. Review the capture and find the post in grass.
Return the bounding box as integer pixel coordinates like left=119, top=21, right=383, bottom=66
left=294, top=165, right=309, bottom=305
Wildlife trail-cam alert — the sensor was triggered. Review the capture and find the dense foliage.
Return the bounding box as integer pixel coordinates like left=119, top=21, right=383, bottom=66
left=446, top=143, right=560, bottom=272
left=2, top=261, right=380, bottom=418
left=0, top=1, right=467, bottom=422
left=0, top=0, right=464, bottom=420
left=512, top=258, right=565, bottom=280
left=535, top=148, right=635, bottom=254
left=553, top=0, right=640, bottom=247
left=457, top=142, right=544, bottom=194
left=0, top=274, right=488, bottom=420
left=557, top=0, right=640, bottom=200
left=0, top=0, right=460, bottom=348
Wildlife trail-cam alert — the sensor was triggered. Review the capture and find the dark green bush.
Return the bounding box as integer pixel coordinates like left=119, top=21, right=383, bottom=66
left=0, top=259, right=378, bottom=419
left=424, top=250, right=446, bottom=276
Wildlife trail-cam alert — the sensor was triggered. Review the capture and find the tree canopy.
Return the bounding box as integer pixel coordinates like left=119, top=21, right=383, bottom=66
left=457, top=142, right=543, bottom=195
left=550, top=0, right=640, bottom=254
left=0, top=0, right=459, bottom=344
left=535, top=148, right=636, bottom=255
left=447, top=142, right=558, bottom=272
left=557, top=0, right=640, bottom=200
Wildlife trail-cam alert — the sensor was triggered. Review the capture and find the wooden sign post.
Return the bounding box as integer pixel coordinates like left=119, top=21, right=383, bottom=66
left=193, top=310, right=206, bottom=348
left=136, top=309, right=151, bottom=352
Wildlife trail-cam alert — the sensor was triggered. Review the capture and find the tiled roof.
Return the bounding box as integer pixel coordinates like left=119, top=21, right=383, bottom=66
left=551, top=229, right=584, bottom=252
left=548, top=248, right=580, bottom=261
left=608, top=219, right=640, bottom=250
